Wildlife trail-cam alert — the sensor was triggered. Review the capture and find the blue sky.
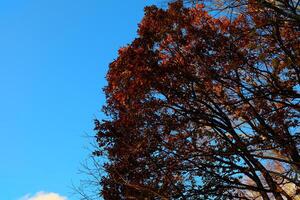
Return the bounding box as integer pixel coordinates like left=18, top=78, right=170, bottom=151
left=0, top=0, right=157, bottom=199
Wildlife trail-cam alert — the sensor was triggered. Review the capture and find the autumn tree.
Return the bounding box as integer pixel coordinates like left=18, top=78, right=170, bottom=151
left=94, top=1, right=300, bottom=199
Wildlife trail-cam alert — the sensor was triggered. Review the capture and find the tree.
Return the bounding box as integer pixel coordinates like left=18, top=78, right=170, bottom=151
left=94, top=1, right=300, bottom=199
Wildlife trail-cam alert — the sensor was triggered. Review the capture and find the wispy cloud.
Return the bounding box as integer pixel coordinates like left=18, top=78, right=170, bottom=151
left=19, top=191, right=67, bottom=200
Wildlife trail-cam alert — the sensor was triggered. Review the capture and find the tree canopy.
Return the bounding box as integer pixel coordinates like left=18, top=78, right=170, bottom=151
left=94, top=0, right=300, bottom=199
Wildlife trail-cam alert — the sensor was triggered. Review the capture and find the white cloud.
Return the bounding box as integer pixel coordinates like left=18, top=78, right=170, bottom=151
left=19, top=191, right=67, bottom=200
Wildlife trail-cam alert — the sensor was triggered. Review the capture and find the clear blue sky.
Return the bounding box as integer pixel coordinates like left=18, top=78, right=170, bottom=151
left=0, top=0, right=157, bottom=199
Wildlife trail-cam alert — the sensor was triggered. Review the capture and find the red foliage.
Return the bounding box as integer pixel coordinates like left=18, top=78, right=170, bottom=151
left=94, top=1, right=300, bottom=199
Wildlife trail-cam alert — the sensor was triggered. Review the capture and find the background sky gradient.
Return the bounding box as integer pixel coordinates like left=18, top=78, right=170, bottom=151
left=0, top=0, right=157, bottom=199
